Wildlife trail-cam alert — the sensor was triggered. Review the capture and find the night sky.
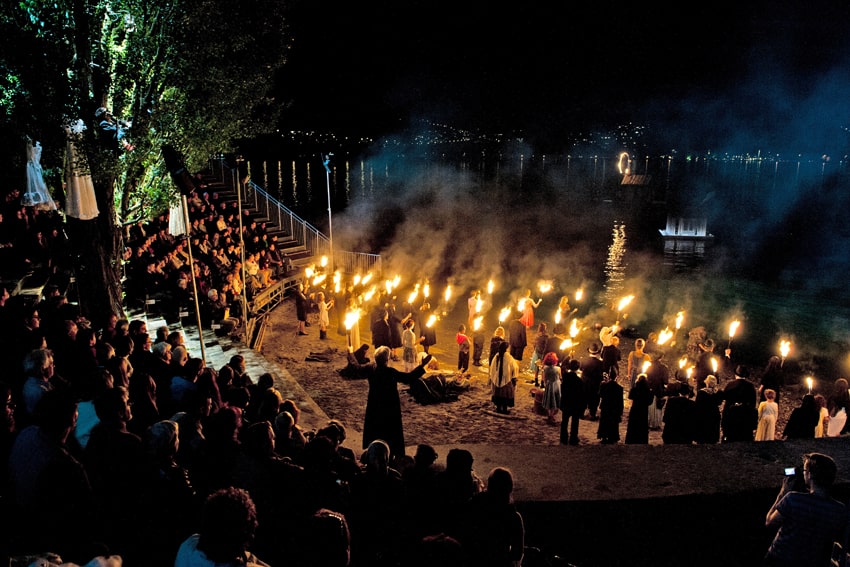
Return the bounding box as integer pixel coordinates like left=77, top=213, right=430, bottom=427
left=275, top=1, right=850, bottom=152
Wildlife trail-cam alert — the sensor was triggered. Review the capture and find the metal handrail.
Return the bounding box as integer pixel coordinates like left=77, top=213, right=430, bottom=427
left=214, top=157, right=382, bottom=276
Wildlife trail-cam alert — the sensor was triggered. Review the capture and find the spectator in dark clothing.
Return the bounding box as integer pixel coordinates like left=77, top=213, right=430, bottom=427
left=764, top=452, right=847, bottom=567
left=136, top=419, right=198, bottom=566
left=783, top=394, right=821, bottom=439
left=662, top=382, right=697, bottom=444
left=7, top=389, right=98, bottom=563
left=457, top=466, right=525, bottom=567
left=559, top=358, right=586, bottom=445
left=721, top=365, right=758, bottom=442
left=694, top=375, right=723, bottom=444
left=83, top=385, right=147, bottom=558
left=581, top=343, right=604, bottom=420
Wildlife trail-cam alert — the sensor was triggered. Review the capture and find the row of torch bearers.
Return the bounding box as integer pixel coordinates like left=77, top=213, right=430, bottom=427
left=304, top=258, right=809, bottom=392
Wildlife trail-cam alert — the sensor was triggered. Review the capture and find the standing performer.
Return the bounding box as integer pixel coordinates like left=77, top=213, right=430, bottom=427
left=518, top=289, right=542, bottom=329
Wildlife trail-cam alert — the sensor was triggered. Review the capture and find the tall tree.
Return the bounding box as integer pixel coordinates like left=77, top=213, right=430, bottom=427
left=0, top=0, right=291, bottom=327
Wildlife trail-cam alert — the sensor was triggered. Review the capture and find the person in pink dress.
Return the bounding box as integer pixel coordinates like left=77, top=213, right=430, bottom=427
left=518, top=289, right=541, bottom=329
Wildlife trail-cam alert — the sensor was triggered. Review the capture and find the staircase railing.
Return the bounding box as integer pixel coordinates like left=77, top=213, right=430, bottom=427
left=211, top=156, right=383, bottom=276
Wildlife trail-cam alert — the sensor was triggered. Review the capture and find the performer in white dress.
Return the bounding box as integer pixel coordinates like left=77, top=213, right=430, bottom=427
left=63, top=118, right=100, bottom=221
left=22, top=137, right=57, bottom=211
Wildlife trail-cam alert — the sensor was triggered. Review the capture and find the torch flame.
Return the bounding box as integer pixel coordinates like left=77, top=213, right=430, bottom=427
left=780, top=340, right=791, bottom=359
left=473, top=315, right=483, bottom=332
left=711, top=356, right=718, bottom=373
left=487, top=280, right=495, bottom=294
left=444, top=285, right=452, bottom=303
left=517, top=297, right=527, bottom=312
left=343, top=309, right=361, bottom=330
left=320, top=255, right=328, bottom=267
left=657, top=327, right=673, bottom=345
left=423, top=282, right=430, bottom=298
left=361, top=272, right=373, bottom=285
left=642, top=360, right=652, bottom=373
left=554, top=310, right=562, bottom=324
left=679, top=356, right=688, bottom=369
left=353, top=274, right=362, bottom=286
left=499, top=306, right=511, bottom=323
left=538, top=280, right=553, bottom=294
left=617, top=295, right=634, bottom=312
left=729, top=320, right=741, bottom=339
left=575, top=289, right=584, bottom=302
left=426, top=314, right=437, bottom=328
left=475, top=298, right=483, bottom=313
left=569, top=318, right=579, bottom=338
left=407, top=284, right=420, bottom=306
left=560, top=338, right=573, bottom=351
left=806, top=376, right=814, bottom=392
left=363, top=285, right=376, bottom=302
left=675, top=311, right=684, bottom=330
left=686, top=366, right=694, bottom=379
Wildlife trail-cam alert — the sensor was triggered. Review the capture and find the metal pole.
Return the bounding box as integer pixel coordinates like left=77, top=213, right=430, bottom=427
left=236, top=158, right=249, bottom=338
left=181, top=195, right=207, bottom=364
left=323, top=154, right=334, bottom=271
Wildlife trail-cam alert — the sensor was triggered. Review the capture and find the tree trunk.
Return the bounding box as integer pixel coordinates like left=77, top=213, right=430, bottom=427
left=67, top=173, right=125, bottom=329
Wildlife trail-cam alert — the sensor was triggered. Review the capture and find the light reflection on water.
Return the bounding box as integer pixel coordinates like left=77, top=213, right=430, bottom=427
left=604, top=222, right=628, bottom=306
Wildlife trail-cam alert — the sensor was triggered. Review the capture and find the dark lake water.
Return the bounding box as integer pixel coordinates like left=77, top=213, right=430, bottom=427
left=244, top=149, right=850, bottom=382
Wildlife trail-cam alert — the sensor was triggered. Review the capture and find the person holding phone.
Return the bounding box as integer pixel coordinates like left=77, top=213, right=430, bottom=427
left=764, top=452, right=847, bottom=567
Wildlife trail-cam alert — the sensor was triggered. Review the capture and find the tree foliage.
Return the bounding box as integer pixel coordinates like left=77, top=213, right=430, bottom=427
left=0, top=0, right=291, bottom=325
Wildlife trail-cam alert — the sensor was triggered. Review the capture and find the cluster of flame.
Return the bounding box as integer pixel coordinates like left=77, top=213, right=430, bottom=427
left=306, top=262, right=809, bottom=387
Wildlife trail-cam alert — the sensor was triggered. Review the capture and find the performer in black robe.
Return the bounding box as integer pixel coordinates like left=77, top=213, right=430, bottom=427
left=359, top=347, right=431, bottom=461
